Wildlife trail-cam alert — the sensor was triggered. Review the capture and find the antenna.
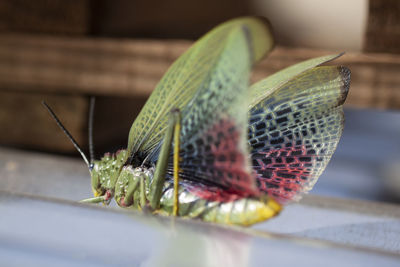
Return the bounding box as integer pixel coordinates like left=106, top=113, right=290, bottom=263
left=88, top=96, right=95, bottom=165
left=42, top=101, right=90, bottom=168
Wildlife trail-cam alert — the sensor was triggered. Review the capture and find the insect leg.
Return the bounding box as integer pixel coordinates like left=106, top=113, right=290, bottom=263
left=123, top=178, right=140, bottom=206
left=139, top=173, right=147, bottom=208
left=149, top=109, right=181, bottom=211
left=172, top=109, right=181, bottom=216
left=80, top=196, right=106, bottom=203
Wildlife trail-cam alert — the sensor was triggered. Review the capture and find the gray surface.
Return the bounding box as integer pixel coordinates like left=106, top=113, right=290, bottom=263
left=1, top=145, right=400, bottom=261
left=313, top=108, right=400, bottom=202
left=0, top=146, right=90, bottom=200
left=1, top=192, right=400, bottom=267
left=256, top=197, right=400, bottom=253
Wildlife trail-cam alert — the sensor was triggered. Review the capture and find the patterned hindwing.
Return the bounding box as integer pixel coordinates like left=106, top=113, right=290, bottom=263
left=174, top=113, right=259, bottom=200
left=127, top=17, right=273, bottom=159
left=249, top=53, right=343, bottom=108
left=248, top=66, right=351, bottom=203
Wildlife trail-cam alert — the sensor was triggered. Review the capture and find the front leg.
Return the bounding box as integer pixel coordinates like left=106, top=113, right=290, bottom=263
left=149, top=108, right=181, bottom=213
left=172, top=109, right=181, bottom=216
left=139, top=173, right=147, bottom=208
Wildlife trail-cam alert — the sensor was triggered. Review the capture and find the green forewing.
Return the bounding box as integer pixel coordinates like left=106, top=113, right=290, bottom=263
left=163, top=25, right=263, bottom=194
left=128, top=17, right=274, bottom=157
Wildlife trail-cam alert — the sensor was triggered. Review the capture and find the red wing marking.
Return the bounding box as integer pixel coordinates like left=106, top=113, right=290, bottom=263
left=173, top=117, right=260, bottom=202
left=254, top=145, right=311, bottom=204
left=188, top=185, right=247, bottom=202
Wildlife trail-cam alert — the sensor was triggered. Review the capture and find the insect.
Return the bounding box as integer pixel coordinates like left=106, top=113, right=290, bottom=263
left=44, top=17, right=350, bottom=226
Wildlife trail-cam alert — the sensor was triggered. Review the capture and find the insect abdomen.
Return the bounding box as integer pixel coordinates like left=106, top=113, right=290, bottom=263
left=198, top=197, right=281, bottom=226
left=159, top=183, right=281, bottom=226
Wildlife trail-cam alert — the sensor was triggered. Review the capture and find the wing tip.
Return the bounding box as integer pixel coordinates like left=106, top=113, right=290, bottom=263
left=337, top=66, right=351, bottom=106
left=242, top=16, right=275, bottom=63
left=257, top=16, right=275, bottom=60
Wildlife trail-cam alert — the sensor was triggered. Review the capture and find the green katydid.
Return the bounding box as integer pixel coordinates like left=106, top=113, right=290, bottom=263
left=44, top=17, right=350, bottom=226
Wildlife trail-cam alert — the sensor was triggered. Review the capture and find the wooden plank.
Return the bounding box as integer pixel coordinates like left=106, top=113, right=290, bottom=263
left=364, top=0, right=400, bottom=54
left=0, top=34, right=188, bottom=96
left=0, top=91, right=146, bottom=153
left=0, top=0, right=90, bottom=35
left=0, top=91, right=88, bottom=152
left=91, top=0, right=249, bottom=38
left=1, top=34, right=399, bottom=110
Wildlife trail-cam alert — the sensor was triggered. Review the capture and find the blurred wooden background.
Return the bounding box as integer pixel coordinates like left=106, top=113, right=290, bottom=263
left=0, top=0, right=399, bottom=154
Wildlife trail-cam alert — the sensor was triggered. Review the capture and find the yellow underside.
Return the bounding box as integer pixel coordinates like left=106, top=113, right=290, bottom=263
left=245, top=197, right=282, bottom=226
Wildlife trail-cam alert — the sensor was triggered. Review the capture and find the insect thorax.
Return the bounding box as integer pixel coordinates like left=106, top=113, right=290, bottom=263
left=114, top=165, right=154, bottom=206
left=90, top=149, right=129, bottom=197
